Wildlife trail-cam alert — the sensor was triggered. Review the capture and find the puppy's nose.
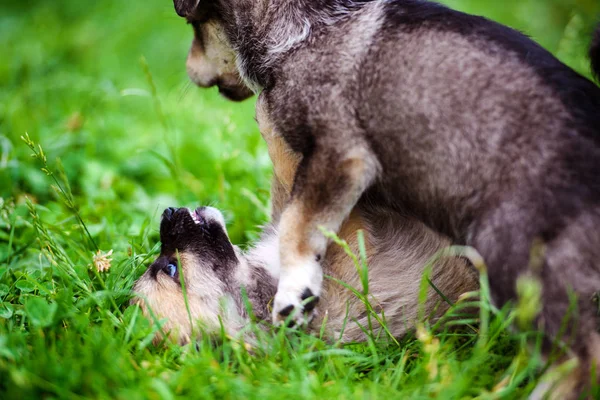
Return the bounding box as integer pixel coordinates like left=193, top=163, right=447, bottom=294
left=163, top=207, right=178, bottom=219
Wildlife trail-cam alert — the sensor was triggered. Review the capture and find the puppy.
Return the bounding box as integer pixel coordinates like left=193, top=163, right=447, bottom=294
left=131, top=205, right=477, bottom=344
left=172, top=0, right=600, bottom=394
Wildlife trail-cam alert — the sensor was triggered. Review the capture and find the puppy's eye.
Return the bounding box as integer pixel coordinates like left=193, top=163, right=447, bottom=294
left=163, top=263, right=178, bottom=278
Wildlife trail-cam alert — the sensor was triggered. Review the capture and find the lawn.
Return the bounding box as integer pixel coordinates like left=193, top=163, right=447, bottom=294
left=1, top=0, right=599, bottom=398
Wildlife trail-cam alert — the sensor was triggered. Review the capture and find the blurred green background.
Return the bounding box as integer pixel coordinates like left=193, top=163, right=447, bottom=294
left=1, top=0, right=270, bottom=250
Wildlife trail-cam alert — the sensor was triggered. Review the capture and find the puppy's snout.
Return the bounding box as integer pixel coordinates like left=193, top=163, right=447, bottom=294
left=163, top=207, right=178, bottom=220
left=186, top=51, right=217, bottom=89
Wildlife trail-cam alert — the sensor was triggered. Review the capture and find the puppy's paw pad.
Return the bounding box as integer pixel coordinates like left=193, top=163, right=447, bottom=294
left=272, top=259, right=323, bottom=327
left=279, top=304, right=295, bottom=318
left=301, top=288, right=319, bottom=313
left=273, top=289, right=319, bottom=327
left=273, top=304, right=302, bottom=327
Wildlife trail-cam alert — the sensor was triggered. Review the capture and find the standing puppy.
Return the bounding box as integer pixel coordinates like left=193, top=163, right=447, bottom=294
left=173, top=0, right=600, bottom=394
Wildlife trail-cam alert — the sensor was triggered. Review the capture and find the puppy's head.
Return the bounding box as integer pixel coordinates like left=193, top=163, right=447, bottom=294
left=132, top=206, right=242, bottom=344
left=174, top=0, right=254, bottom=101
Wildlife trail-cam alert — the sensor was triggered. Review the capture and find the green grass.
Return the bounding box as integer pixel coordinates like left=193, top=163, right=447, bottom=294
left=1, top=0, right=599, bottom=398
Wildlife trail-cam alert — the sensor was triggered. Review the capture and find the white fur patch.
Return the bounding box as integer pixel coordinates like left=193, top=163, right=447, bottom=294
left=247, top=230, right=281, bottom=279
left=272, top=256, right=323, bottom=325
left=202, top=206, right=227, bottom=230
left=268, top=17, right=312, bottom=55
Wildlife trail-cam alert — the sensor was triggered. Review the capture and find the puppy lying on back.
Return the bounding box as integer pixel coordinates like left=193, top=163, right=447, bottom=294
left=132, top=205, right=476, bottom=344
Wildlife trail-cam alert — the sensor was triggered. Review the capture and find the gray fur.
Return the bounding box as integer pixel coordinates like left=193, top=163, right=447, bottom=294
left=173, top=0, right=600, bottom=395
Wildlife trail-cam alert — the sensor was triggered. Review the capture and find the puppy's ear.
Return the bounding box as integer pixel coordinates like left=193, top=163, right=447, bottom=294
left=173, top=0, right=201, bottom=17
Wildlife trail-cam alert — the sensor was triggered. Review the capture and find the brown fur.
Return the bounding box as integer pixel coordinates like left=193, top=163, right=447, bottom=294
left=133, top=251, right=240, bottom=345
left=131, top=205, right=478, bottom=344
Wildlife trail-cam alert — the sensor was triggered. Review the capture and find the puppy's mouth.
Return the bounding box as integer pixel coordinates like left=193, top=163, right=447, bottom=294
left=189, top=207, right=206, bottom=225
left=187, top=206, right=227, bottom=232
left=217, top=84, right=254, bottom=102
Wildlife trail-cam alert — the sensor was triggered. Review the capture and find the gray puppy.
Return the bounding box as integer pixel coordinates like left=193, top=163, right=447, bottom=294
left=172, top=0, right=600, bottom=395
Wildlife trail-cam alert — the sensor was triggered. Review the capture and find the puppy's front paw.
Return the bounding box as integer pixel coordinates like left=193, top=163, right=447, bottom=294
left=272, top=259, right=322, bottom=327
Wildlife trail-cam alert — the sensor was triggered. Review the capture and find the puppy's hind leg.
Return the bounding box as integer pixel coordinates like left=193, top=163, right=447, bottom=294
left=273, top=141, right=380, bottom=326
left=474, top=203, right=600, bottom=397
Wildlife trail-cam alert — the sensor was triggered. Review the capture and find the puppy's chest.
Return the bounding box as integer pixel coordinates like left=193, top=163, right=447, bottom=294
left=256, top=96, right=302, bottom=189
left=265, top=108, right=315, bottom=156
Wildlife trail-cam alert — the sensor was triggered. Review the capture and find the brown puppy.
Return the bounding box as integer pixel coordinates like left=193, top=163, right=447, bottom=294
left=131, top=203, right=477, bottom=344
left=173, top=0, right=600, bottom=395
